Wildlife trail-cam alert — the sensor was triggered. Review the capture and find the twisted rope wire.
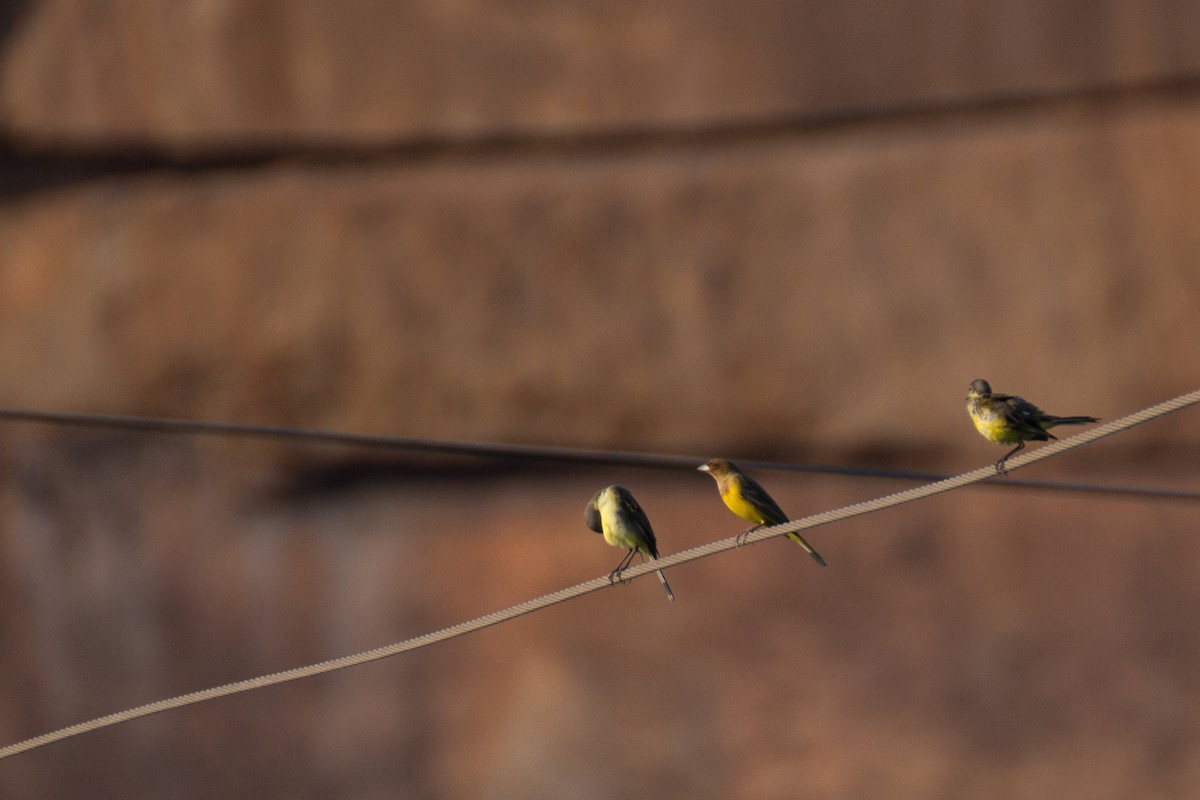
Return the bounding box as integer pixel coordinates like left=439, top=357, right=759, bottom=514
left=2, top=387, right=1197, bottom=760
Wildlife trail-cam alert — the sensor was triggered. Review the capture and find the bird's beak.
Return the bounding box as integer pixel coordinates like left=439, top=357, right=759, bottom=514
left=697, top=464, right=709, bottom=473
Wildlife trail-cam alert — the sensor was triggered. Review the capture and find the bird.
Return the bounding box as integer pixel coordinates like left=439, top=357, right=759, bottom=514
left=584, top=485, right=674, bottom=601
left=697, top=458, right=827, bottom=567
left=966, top=378, right=1099, bottom=474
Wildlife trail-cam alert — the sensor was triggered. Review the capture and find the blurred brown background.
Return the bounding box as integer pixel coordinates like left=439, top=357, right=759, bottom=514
left=2, top=2, right=1200, bottom=798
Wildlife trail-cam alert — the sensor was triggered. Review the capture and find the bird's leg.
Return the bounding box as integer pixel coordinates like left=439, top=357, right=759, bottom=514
left=995, top=442, right=1024, bottom=475
left=609, top=549, right=637, bottom=585
left=736, top=524, right=763, bottom=547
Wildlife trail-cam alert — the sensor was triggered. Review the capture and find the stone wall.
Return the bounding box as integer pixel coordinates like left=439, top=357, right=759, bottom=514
left=1, top=3, right=1199, bottom=798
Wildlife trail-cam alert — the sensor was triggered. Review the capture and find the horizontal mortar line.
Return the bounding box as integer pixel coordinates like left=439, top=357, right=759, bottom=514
left=3, top=72, right=1200, bottom=185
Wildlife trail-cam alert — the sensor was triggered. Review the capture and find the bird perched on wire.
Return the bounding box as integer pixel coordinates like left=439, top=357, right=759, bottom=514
left=584, top=485, right=674, bottom=601
left=697, top=458, right=827, bottom=567
left=966, top=378, right=1099, bottom=474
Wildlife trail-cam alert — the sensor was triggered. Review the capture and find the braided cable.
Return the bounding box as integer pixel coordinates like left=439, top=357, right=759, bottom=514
left=1, top=387, right=1197, bottom=760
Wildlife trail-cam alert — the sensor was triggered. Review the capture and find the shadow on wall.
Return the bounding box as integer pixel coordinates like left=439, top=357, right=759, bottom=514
left=0, top=0, right=29, bottom=47
left=0, top=0, right=61, bottom=199
left=0, top=2, right=228, bottom=201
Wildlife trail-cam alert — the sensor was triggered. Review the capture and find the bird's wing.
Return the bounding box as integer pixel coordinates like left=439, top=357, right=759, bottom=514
left=738, top=474, right=789, bottom=525
left=1002, top=396, right=1052, bottom=437
left=616, top=489, right=659, bottom=556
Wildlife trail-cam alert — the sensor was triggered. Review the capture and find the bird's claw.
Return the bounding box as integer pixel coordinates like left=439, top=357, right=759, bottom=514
left=735, top=525, right=761, bottom=548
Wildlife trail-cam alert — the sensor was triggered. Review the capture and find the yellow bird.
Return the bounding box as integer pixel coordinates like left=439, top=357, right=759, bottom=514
left=584, top=485, right=674, bottom=601
left=966, top=378, right=1099, bottom=474
left=698, top=458, right=826, bottom=567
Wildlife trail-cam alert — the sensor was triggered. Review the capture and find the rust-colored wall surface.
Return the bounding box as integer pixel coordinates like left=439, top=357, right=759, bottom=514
left=1, top=3, right=1199, bottom=798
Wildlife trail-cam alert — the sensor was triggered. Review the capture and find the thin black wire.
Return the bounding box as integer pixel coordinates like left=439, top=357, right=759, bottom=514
left=1, top=407, right=1197, bottom=502
left=1, top=386, right=1197, bottom=760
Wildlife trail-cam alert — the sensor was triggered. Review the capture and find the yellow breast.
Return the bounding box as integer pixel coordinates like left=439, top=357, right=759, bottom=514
left=969, top=405, right=1020, bottom=444
left=720, top=483, right=770, bottom=525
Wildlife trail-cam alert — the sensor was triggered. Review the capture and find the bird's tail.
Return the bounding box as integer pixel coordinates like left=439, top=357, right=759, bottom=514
left=1043, top=415, right=1099, bottom=428
left=654, top=568, right=675, bottom=601
left=787, top=532, right=828, bottom=567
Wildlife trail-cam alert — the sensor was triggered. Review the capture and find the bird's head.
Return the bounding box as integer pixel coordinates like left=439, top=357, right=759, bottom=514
left=698, top=458, right=734, bottom=478
left=966, top=379, right=992, bottom=401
